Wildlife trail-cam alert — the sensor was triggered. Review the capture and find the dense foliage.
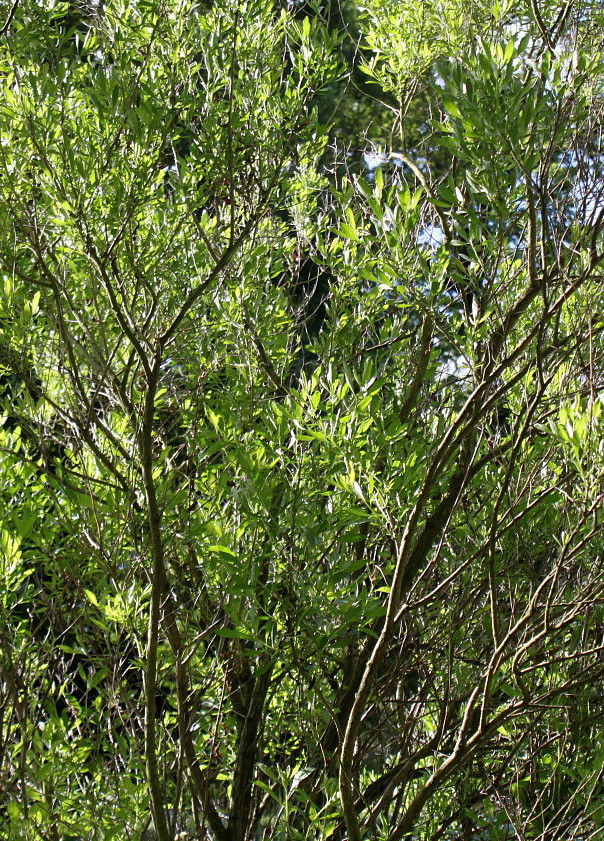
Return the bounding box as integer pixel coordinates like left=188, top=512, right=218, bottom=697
left=1, top=0, right=604, bottom=839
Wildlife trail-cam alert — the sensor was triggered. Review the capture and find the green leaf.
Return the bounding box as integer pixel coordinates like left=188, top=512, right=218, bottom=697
left=83, top=589, right=99, bottom=607
left=214, top=627, right=255, bottom=640
left=208, top=545, right=237, bottom=557
left=336, top=223, right=359, bottom=240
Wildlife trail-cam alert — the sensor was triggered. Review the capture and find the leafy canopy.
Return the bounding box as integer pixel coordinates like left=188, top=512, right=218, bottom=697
left=1, top=1, right=604, bottom=840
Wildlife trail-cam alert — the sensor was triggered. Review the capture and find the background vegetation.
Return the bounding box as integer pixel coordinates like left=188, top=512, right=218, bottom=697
left=1, top=0, right=604, bottom=839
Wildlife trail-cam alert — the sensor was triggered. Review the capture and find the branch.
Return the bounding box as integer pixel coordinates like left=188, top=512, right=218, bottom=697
left=242, top=316, right=290, bottom=397
left=0, top=0, right=19, bottom=35
left=398, top=314, right=433, bottom=424
left=139, top=357, right=172, bottom=841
